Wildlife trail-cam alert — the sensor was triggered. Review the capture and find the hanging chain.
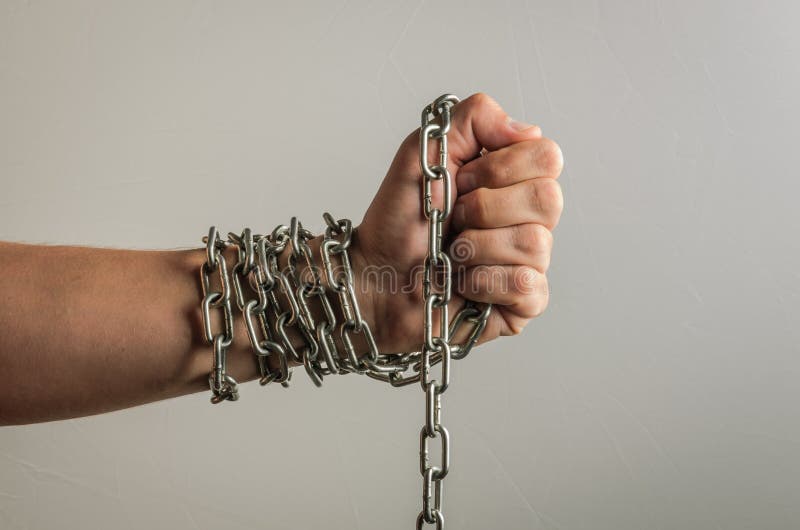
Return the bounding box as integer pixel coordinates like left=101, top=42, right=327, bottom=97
left=416, top=93, right=485, bottom=529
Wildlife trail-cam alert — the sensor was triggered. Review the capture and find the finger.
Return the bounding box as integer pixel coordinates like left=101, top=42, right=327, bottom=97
left=387, top=93, right=541, bottom=188
left=359, top=93, right=541, bottom=262
left=445, top=92, right=542, bottom=165
left=451, top=303, right=542, bottom=346
left=487, top=305, right=543, bottom=340
left=456, top=265, right=549, bottom=324
left=448, top=224, right=553, bottom=273
left=451, top=178, right=563, bottom=232
left=456, top=137, right=564, bottom=195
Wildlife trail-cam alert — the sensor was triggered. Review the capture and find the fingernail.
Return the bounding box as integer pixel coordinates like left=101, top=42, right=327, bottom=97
left=452, top=203, right=465, bottom=231
left=459, top=172, right=476, bottom=192
left=508, top=117, right=537, bottom=132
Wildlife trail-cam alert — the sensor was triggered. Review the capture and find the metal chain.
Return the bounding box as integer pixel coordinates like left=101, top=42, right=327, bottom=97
left=200, top=227, right=239, bottom=403
left=320, top=213, right=385, bottom=376
left=201, top=215, right=376, bottom=398
left=228, top=228, right=292, bottom=387
left=415, top=93, right=492, bottom=529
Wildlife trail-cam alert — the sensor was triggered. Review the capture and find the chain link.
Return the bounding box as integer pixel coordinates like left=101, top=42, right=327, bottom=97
left=200, top=227, right=239, bottom=403
left=319, top=212, right=384, bottom=376
left=229, top=228, right=293, bottom=387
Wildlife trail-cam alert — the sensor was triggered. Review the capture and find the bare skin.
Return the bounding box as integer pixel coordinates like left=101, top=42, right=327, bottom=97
left=0, top=93, right=563, bottom=426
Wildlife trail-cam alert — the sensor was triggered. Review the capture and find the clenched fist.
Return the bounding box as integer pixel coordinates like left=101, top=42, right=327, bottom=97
left=350, top=92, right=564, bottom=354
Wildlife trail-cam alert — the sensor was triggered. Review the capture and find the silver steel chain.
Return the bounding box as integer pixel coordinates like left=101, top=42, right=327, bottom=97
left=198, top=93, right=492, bottom=528
left=229, top=227, right=292, bottom=387
left=416, top=93, right=490, bottom=529
left=200, top=227, right=240, bottom=403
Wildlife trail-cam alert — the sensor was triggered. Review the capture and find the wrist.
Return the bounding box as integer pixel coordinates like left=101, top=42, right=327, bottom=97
left=189, top=217, right=385, bottom=398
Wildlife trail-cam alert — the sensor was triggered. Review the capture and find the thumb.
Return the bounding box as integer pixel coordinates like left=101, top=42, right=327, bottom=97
left=358, top=93, right=541, bottom=262
left=445, top=92, right=542, bottom=165
left=380, top=93, right=542, bottom=189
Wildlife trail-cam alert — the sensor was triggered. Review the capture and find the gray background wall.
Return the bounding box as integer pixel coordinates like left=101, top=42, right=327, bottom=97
left=1, top=1, right=798, bottom=529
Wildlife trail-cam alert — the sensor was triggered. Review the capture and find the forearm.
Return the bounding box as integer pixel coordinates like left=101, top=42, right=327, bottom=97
left=0, top=241, right=263, bottom=426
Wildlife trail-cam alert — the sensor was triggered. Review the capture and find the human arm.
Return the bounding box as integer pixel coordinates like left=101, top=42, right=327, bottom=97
left=0, top=93, right=563, bottom=426
left=0, top=241, right=266, bottom=425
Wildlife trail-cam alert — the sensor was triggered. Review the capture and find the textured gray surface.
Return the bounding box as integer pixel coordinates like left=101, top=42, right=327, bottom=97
left=1, top=1, right=798, bottom=529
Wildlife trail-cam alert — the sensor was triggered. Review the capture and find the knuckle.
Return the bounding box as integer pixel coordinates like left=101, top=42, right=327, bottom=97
left=512, top=268, right=549, bottom=318
left=529, top=293, right=549, bottom=318
left=466, top=92, right=498, bottom=113
left=532, top=274, right=550, bottom=317
left=515, top=223, right=553, bottom=254
left=506, top=317, right=526, bottom=336
left=534, top=137, right=564, bottom=176
left=490, top=150, right=515, bottom=185
left=532, top=179, right=564, bottom=221
left=533, top=223, right=554, bottom=252
left=512, top=265, right=538, bottom=296
left=468, top=188, right=492, bottom=227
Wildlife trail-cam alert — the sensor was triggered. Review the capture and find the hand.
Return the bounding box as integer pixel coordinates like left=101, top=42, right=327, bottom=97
left=350, top=93, right=564, bottom=354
